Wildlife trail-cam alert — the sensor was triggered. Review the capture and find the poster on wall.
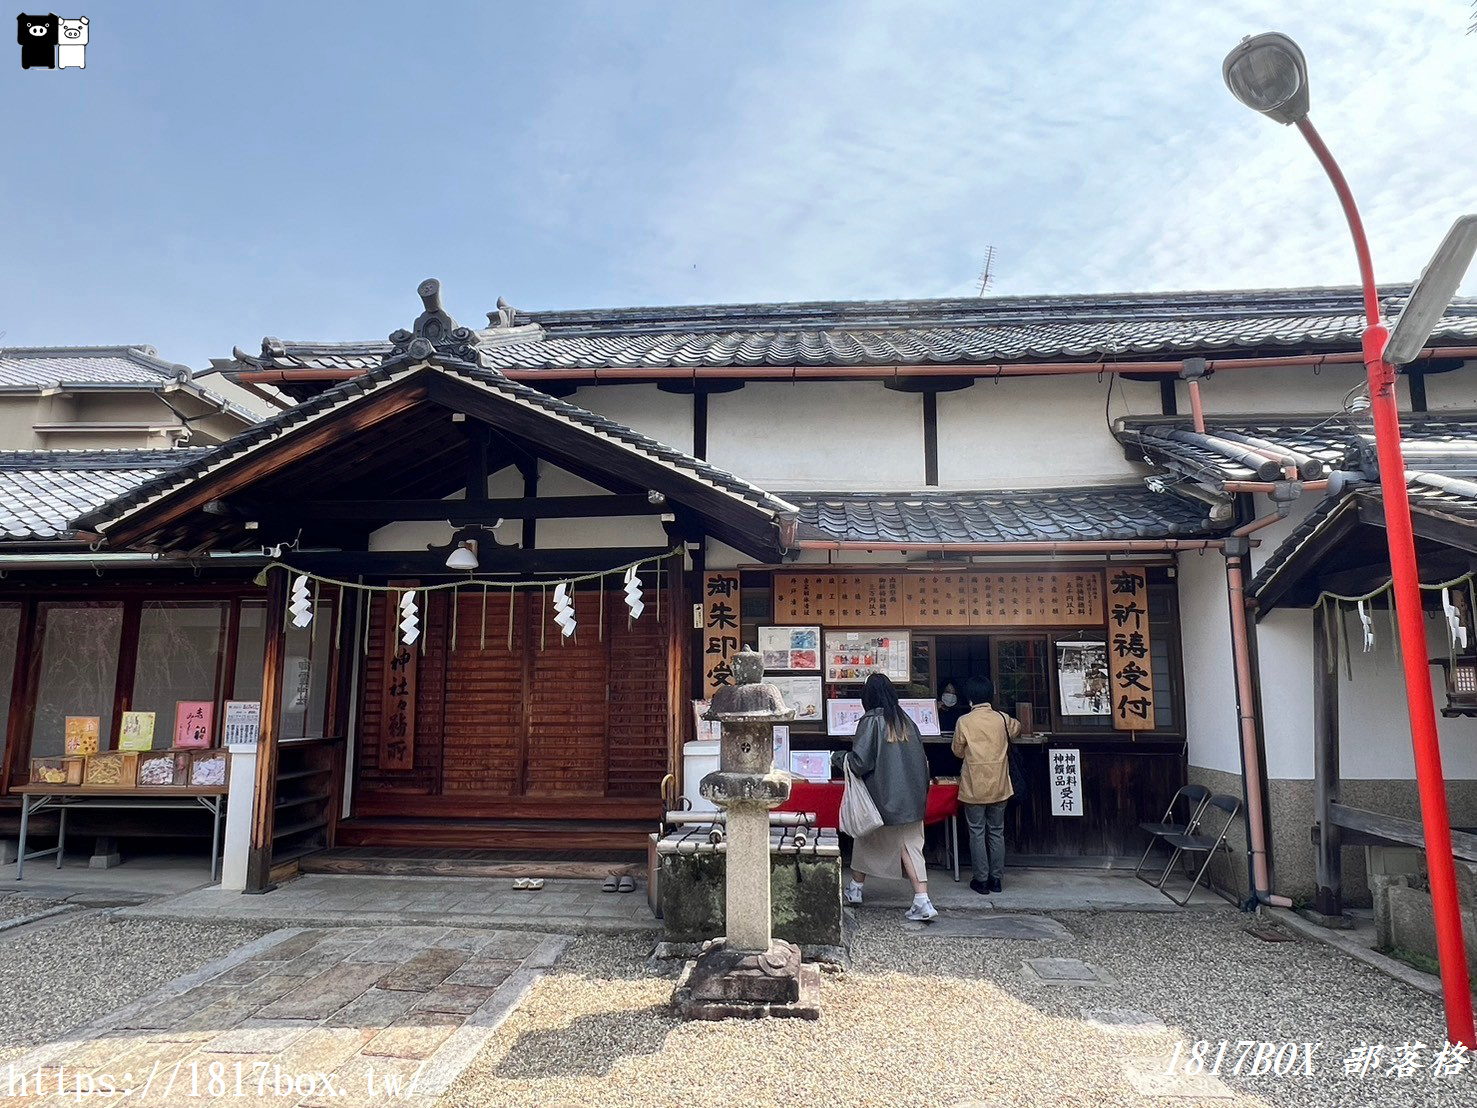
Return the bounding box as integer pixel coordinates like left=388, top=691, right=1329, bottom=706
left=757, top=626, right=820, bottom=672
left=767, top=676, right=824, bottom=722
left=702, top=571, right=742, bottom=695
left=823, top=630, right=910, bottom=683
left=1056, top=640, right=1111, bottom=716
left=1106, top=568, right=1157, bottom=731
left=1050, top=747, right=1083, bottom=817
left=223, top=701, right=262, bottom=746
left=772, top=725, right=791, bottom=772
left=827, top=697, right=941, bottom=736
left=789, top=750, right=831, bottom=782
left=690, top=700, right=721, bottom=742
left=118, top=711, right=157, bottom=751
left=173, top=701, right=214, bottom=748
left=64, top=716, right=100, bottom=756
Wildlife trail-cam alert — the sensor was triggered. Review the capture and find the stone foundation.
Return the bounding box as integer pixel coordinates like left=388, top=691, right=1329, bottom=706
left=658, top=826, right=842, bottom=948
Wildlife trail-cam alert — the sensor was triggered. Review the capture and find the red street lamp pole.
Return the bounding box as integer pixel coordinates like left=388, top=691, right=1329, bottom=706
left=1224, top=33, right=1475, bottom=1048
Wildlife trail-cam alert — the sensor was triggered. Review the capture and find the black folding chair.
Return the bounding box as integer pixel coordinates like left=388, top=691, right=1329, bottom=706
left=1133, top=784, right=1211, bottom=884
left=1154, top=793, right=1242, bottom=907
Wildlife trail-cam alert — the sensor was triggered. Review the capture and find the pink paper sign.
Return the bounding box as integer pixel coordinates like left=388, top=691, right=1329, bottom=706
left=173, top=701, right=214, bottom=749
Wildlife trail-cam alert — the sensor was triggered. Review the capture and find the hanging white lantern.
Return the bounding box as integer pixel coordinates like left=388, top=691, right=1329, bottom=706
left=289, top=574, right=314, bottom=629
left=624, top=565, right=645, bottom=620
left=552, top=582, right=577, bottom=638
left=398, top=589, right=420, bottom=646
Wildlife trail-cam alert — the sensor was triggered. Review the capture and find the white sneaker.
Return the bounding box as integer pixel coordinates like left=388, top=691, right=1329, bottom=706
left=844, top=881, right=864, bottom=907
left=904, top=899, right=938, bottom=922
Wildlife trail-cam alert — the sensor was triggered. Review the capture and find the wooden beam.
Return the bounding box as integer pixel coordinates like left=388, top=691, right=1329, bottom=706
left=102, top=379, right=430, bottom=549
left=666, top=563, right=691, bottom=804
left=261, top=494, right=663, bottom=523
left=923, top=391, right=939, bottom=487
left=283, top=546, right=674, bottom=578
left=1312, top=603, right=1342, bottom=917
left=423, top=375, right=784, bottom=562
left=519, top=458, right=538, bottom=551
left=1329, top=801, right=1477, bottom=863
left=246, top=566, right=289, bottom=893
left=1358, top=493, right=1477, bottom=555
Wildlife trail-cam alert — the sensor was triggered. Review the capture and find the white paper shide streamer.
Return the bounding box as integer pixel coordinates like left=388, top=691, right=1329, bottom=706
left=623, top=566, right=644, bottom=620
left=1357, top=599, right=1374, bottom=653
left=1443, top=587, right=1469, bottom=651
left=289, top=574, right=314, bottom=629
left=398, top=589, right=420, bottom=646
left=552, top=582, right=577, bottom=638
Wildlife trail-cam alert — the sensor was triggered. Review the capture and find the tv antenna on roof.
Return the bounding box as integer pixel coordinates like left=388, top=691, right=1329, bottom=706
left=976, top=247, right=997, bottom=296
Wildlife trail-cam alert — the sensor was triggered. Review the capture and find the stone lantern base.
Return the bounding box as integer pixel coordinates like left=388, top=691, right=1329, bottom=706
left=672, top=937, right=822, bottom=1021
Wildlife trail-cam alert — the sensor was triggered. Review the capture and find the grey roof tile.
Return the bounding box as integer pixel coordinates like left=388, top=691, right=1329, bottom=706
left=788, top=486, right=1219, bottom=544
left=0, top=449, right=210, bottom=541
left=226, top=286, right=1477, bottom=379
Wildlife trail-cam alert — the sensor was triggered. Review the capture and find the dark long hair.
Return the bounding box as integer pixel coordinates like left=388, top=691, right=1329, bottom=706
left=862, top=672, right=911, bottom=743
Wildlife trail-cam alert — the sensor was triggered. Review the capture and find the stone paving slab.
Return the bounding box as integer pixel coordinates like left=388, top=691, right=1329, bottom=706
left=8, top=925, right=575, bottom=1106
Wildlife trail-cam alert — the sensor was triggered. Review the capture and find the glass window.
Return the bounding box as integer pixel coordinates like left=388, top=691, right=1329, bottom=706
left=30, top=603, right=123, bottom=758
left=993, top=636, right=1051, bottom=724
left=233, top=597, right=338, bottom=739
left=131, top=603, right=226, bottom=742
left=0, top=605, right=20, bottom=767
left=233, top=602, right=267, bottom=701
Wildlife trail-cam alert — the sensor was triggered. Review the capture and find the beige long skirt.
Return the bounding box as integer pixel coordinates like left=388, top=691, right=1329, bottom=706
left=850, top=820, right=926, bottom=881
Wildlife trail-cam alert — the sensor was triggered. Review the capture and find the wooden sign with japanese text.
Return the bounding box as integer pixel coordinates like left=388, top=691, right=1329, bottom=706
left=702, top=571, right=742, bottom=694
left=772, top=573, right=838, bottom=624
left=833, top=573, right=904, bottom=625
left=778, top=570, right=1104, bottom=628
left=379, top=584, right=419, bottom=771
left=1106, top=568, right=1155, bottom=730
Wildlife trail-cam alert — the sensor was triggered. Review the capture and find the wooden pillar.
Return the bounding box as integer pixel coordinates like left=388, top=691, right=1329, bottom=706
left=1313, top=604, right=1343, bottom=917
left=245, top=567, right=289, bottom=893
left=1, top=597, right=38, bottom=795
left=666, top=561, right=691, bottom=803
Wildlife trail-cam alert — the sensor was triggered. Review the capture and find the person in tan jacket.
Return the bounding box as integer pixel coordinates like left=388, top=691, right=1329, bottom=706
left=950, top=676, right=1022, bottom=894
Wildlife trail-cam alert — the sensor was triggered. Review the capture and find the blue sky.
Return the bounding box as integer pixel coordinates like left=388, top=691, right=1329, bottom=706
left=3, top=0, right=1476, bottom=367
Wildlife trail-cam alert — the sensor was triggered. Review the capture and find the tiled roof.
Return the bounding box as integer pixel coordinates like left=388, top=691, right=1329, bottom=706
left=790, top=487, right=1220, bottom=544
left=0, top=345, right=264, bottom=424
left=0, top=345, right=189, bottom=389
left=0, top=449, right=211, bottom=541
left=1117, top=415, right=1477, bottom=487
left=77, top=355, right=798, bottom=539
left=227, top=285, right=1477, bottom=377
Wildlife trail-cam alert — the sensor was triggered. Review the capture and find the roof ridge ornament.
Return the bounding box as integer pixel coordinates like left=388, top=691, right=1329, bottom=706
left=386, top=278, right=480, bottom=363
left=489, top=296, right=521, bottom=329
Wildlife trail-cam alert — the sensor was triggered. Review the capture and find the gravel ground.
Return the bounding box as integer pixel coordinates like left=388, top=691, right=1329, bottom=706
left=0, top=893, right=64, bottom=923
left=446, top=908, right=1474, bottom=1108
left=0, top=912, right=272, bottom=1059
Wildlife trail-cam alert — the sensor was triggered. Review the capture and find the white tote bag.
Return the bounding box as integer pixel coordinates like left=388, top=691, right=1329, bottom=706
left=839, top=756, right=884, bottom=839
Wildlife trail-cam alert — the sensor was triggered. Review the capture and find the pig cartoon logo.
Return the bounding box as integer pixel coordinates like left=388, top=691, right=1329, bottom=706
left=57, top=14, right=84, bottom=68
left=16, top=13, right=57, bottom=69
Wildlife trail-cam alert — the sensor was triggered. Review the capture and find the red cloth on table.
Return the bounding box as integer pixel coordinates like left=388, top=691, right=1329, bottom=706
left=775, top=780, right=959, bottom=830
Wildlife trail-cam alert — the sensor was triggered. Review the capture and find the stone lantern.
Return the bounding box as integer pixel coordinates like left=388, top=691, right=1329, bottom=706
left=675, top=647, right=821, bottom=1019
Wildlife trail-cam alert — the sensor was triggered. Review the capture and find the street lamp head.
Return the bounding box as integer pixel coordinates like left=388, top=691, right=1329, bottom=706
left=1223, top=32, right=1309, bottom=125
left=1385, top=214, right=1477, bottom=367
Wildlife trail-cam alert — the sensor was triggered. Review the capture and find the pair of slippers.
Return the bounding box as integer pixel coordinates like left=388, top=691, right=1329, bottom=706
left=512, top=877, right=545, bottom=890
left=602, top=875, right=636, bottom=893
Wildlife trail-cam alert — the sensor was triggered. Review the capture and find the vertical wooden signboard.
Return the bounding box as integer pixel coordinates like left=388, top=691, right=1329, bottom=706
left=379, top=583, right=419, bottom=771
left=1106, top=568, right=1155, bottom=730
left=702, top=571, right=742, bottom=695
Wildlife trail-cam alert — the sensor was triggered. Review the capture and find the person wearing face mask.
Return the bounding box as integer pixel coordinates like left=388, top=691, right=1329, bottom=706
left=937, top=681, right=966, bottom=734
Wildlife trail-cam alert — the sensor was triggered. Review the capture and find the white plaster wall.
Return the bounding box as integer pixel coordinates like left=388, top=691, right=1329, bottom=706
left=1177, top=546, right=1242, bottom=776
left=1180, top=364, right=1372, bottom=416
left=1256, top=608, right=1316, bottom=780
left=935, top=375, right=1150, bottom=489
left=1420, top=361, right=1477, bottom=411
left=568, top=383, right=693, bottom=454
left=706, top=382, right=924, bottom=490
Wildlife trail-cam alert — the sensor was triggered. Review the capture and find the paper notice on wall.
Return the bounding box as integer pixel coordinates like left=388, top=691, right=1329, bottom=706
left=1050, top=747, right=1082, bottom=818
left=223, top=701, right=262, bottom=745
